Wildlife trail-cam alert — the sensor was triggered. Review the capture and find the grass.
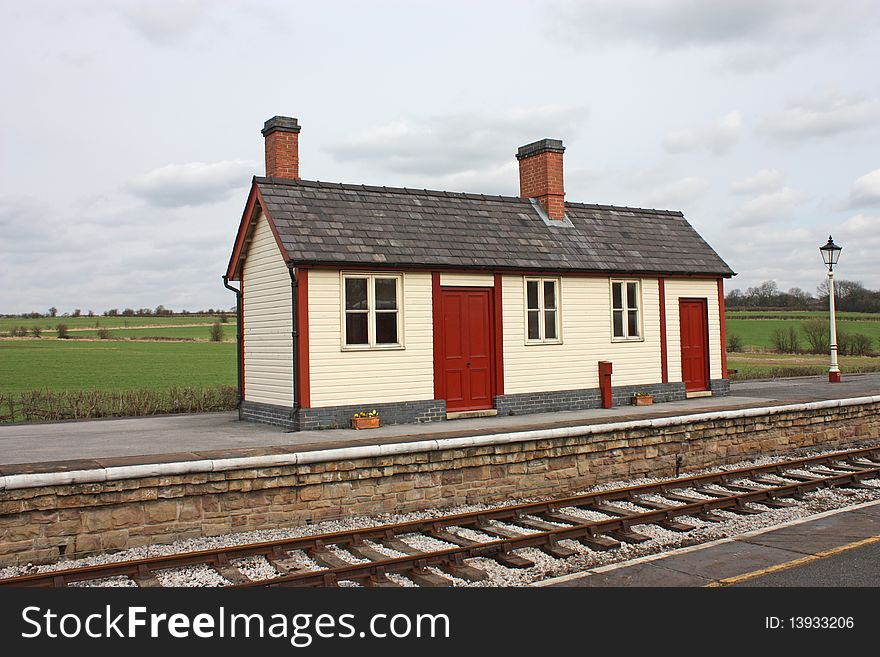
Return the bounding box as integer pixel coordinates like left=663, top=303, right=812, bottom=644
left=0, top=340, right=236, bottom=395
left=726, top=317, right=880, bottom=352
left=69, top=324, right=236, bottom=341
left=728, top=353, right=880, bottom=380
left=725, top=310, right=880, bottom=321
left=0, top=387, right=238, bottom=423
left=0, top=314, right=231, bottom=333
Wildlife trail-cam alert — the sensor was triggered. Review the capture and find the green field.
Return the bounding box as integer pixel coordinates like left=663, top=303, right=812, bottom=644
left=0, top=314, right=231, bottom=333
left=725, top=310, right=880, bottom=321
left=728, top=353, right=880, bottom=380
left=0, top=340, right=236, bottom=394
left=726, top=315, right=880, bottom=352
left=725, top=309, right=880, bottom=379
left=70, top=324, right=236, bottom=341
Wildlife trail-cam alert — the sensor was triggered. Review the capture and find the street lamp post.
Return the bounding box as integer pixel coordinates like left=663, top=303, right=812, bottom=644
left=819, top=236, right=842, bottom=383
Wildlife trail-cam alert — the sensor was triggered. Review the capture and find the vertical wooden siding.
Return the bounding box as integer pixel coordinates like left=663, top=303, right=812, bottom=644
left=439, top=273, right=495, bottom=287
left=241, top=214, right=294, bottom=406
left=664, top=279, right=722, bottom=383
left=501, top=276, right=663, bottom=394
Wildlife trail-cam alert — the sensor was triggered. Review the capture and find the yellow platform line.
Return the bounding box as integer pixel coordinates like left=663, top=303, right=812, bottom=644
left=707, top=535, right=880, bottom=587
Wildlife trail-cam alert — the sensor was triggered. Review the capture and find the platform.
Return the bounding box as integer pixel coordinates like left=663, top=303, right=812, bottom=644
left=1, top=373, right=879, bottom=475
left=539, top=499, right=880, bottom=587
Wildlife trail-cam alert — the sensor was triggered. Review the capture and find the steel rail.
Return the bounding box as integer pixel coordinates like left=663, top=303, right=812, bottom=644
left=242, top=462, right=880, bottom=587
left=2, top=444, right=879, bottom=588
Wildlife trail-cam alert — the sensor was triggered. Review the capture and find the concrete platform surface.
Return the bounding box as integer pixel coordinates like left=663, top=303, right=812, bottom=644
left=542, top=499, right=880, bottom=587
left=0, top=373, right=878, bottom=474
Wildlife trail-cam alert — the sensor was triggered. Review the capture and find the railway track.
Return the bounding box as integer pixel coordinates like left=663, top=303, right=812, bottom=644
left=3, top=445, right=880, bottom=588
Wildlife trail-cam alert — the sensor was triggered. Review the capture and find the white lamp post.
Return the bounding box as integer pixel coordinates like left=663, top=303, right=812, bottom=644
left=819, top=236, right=842, bottom=383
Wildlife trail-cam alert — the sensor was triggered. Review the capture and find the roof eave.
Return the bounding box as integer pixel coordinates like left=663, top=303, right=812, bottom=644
left=225, top=179, right=289, bottom=280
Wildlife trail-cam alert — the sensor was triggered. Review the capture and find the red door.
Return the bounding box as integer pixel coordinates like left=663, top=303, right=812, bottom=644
left=679, top=299, right=709, bottom=392
left=440, top=288, right=494, bottom=411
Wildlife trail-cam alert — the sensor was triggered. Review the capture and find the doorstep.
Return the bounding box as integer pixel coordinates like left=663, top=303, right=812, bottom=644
left=446, top=409, right=499, bottom=421
left=686, top=391, right=713, bottom=399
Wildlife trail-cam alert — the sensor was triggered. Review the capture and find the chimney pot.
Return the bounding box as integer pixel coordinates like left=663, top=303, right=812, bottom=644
left=517, top=138, right=566, bottom=220
left=262, top=116, right=301, bottom=180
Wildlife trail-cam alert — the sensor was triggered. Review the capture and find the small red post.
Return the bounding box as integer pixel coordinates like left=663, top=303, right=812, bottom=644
left=599, top=361, right=613, bottom=409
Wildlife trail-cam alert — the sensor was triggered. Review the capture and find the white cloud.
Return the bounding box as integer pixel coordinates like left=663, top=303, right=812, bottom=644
left=126, top=160, right=255, bottom=208
left=0, top=189, right=241, bottom=314
left=117, top=0, right=219, bottom=45
left=663, top=111, right=743, bottom=156
left=844, top=169, right=880, bottom=209
left=759, top=97, right=880, bottom=142
left=646, top=176, right=709, bottom=208
left=327, top=106, right=588, bottom=179
left=730, top=169, right=784, bottom=195
left=547, top=0, right=880, bottom=69
left=733, top=186, right=810, bottom=226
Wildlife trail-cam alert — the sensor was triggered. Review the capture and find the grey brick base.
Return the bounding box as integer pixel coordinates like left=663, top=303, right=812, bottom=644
left=240, top=401, right=296, bottom=429
left=297, top=399, right=446, bottom=431
left=242, top=379, right=731, bottom=430
left=240, top=399, right=446, bottom=431
left=494, top=381, right=687, bottom=416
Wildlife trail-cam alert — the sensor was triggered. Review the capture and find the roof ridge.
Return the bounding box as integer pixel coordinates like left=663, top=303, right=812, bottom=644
left=255, top=177, right=683, bottom=216
left=256, top=177, right=523, bottom=204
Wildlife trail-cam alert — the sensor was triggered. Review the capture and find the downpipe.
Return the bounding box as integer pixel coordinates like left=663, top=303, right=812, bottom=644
left=221, top=275, right=243, bottom=408
left=289, top=267, right=300, bottom=418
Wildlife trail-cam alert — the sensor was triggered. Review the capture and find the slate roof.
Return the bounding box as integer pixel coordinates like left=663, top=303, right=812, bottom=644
left=253, top=177, right=734, bottom=277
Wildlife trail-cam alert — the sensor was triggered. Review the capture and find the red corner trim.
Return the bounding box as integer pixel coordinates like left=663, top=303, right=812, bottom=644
left=432, top=272, right=444, bottom=401
left=297, top=268, right=311, bottom=408
left=493, top=274, right=504, bottom=396
left=225, top=181, right=288, bottom=280
left=717, top=278, right=728, bottom=379
left=240, top=274, right=246, bottom=400
left=658, top=278, right=668, bottom=384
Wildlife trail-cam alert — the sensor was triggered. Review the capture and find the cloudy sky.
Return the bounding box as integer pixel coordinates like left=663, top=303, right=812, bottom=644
left=2, top=0, right=879, bottom=314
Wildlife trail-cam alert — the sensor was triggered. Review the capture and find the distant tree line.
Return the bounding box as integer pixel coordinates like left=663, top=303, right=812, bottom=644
left=2, top=305, right=235, bottom=320
left=726, top=279, right=880, bottom=313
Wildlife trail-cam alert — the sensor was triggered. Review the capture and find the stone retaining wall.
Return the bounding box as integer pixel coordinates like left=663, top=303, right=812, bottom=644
left=1, top=400, right=878, bottom=566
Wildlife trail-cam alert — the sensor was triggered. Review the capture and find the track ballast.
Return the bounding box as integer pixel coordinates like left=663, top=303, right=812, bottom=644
left=2, top=445, right=879, bottom=588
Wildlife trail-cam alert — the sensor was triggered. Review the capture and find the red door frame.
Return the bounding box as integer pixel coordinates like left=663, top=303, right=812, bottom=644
left=433, top=283, right=498, bottom=410
left=679, top=297, right=710, bottom=392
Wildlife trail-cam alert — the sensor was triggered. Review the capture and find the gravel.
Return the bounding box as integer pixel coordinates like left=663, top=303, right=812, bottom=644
left=232, top=556, right=277, bottom=582
left=154, top=565, right=229, bottom=587
left=2, top=444, right=878, bottom=587
left=70, top=575, right=136, bottom=588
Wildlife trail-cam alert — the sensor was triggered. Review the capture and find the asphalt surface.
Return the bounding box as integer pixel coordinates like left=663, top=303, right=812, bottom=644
left=542, top=500, right=880, bottom=587
left=734, top=540, right=880, bottom=587
left=0, top=373, right=877, bottom=471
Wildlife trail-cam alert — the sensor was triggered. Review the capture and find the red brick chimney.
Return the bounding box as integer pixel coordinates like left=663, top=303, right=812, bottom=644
left=262, top=116, right=301, bottom=179
left=517, top=139, right=566, bottom=220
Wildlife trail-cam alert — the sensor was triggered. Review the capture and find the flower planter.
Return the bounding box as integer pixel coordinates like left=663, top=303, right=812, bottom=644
left=352, top=416, right=381, bottom=430
left=632, top=395, right=654, bottom=406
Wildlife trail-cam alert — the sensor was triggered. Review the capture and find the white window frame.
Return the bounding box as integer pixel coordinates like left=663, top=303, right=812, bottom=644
left=340, top=272, right=405, bottom=350
left=610, top=279, right=643, bottom=342
left=523, top=277, right=562, bottom=345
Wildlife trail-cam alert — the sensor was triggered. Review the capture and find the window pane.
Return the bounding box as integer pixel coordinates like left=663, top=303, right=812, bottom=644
left=628, top=309, right=639, bottom=337
left=375, top=312, right=398, bottom=344
left=345, top=278, right=368, bottom=311
left=526, top=281, right=539, bottom=310
left=345, top=312, right=368, bottom=345
left=375, top=278, right=397, bottom=310
left=627, top=282, right=638, bottom=309
left=612, top=282, right=622, bottom=309
left=543, top=281, right=556, bottom=310
left=613, top=310, right=624, bottom=337
left=527, top=310, right=540, bottom=340
left=544, top=310, right=557, bottom=340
